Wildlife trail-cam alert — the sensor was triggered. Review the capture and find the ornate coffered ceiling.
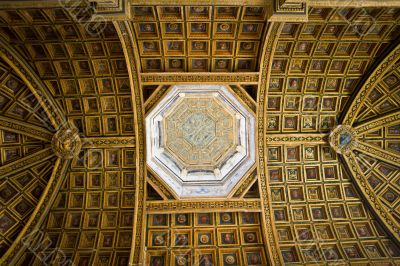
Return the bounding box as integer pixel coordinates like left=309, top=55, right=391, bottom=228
left=146, top=85, right=255, bottom=198
left=0, top=1, right=399, bottom=266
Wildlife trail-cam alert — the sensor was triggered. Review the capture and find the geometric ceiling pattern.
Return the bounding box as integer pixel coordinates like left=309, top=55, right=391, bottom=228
left=0, top=58, right=56, bottom=256
left=146, top=85, right=256, bottom=198
left=0, top=10, right=133, bottom=137
left=32, top=146, right=136, bottom=265
left=337, top=44, right=400, bottom=244
left=0, top=1, right=399, bottom=265
left=268, top=8, right=400, bottom=134
left=263, top=8, right=400, bottom=264
left=145, top=212, right=268, bottom=265
left=0, top=7, right=136, bottom=264
left=268, top=141, right=400, bottom=263
left=131, top=5, right=268, bottom=72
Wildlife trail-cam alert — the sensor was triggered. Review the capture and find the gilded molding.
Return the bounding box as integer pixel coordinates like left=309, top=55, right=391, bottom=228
left=0, top=38, right=66, bottom=129
left=0, top=116, right=53, bottom=141
left=266, top=133, right=328, bottom=144
left=309, top=0, right=400, bottom=7
left=140, top=72, right=260, bottom=85
left=145, top=84, right=258, bottom=115
left=0, top=0, right=270, bottom=21
left=3, top=0, right=397, bottom=9
left=147, top=171, right=176, bottom=200
left=230, top=85, right=257, bottom=113
left=257, top=22, right=284, bottom=265
left=0, top=148, right=55, bottom=177
left=269, top=0, right=308, bottom=22
left=90, top=0, right=129, bottom=19
left=343, top=43, right=400, bottom=126
left=146, top=199, right=262, bottom=213
left=232, top=169, right=258, bottom=198
left=82, top=136, right=135, bottom=148
left=114, top=21, right=147, bottom=264
left=144, top=85, right=169, bottom=114
left=344, top=154, right=400, bottom=241
left=276, top=0, right=307, bottom=11
left=130, top=0, right=270, bottom=5
left=0, top=159, right=71, bottom=265
left=355, top=141, right=400, bottom=166
left=354, top=110, right=400, bottom=135
left=90, top=0, right=122, bottom=8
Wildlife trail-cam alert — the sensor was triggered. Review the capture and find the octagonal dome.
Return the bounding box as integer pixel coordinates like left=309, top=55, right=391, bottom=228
left=146, top=85, right=255, bottom=198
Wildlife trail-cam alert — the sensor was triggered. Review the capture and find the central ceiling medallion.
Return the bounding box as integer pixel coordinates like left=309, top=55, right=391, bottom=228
left=329, top=125, right=357, bottom=155
left=146, top=85, right=255, bottom=198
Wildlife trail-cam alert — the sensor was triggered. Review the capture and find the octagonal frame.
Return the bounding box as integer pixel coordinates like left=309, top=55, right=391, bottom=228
left=146, top=84, right=255, bottom=198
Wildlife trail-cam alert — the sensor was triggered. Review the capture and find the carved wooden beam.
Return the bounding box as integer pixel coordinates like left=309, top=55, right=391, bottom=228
left=82, top=136, right=135, bottom=148
left=0, top=147, right=55, bottom=178
left=355, top=141, right=400, bottom=166
left=266, top=133, right=328, bottom=144
left=354, top=110, right=400, bottom=135
left=0, top=116, right=53, bottom=142
left=256, top=22, right=284, bottom=266
left=115, top=21, right=147, bottom=265
left=146, top=199, right=261, bottom=213
left=140, top=72, right=260, bottom=85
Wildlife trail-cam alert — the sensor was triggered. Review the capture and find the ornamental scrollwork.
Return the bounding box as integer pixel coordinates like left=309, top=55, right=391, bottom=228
left=146, top=199, right=261, bottom=213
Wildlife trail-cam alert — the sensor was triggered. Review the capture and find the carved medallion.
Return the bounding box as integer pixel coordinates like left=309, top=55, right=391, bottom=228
left=329, top=125, right=357, bottom=155
left=52, top=125, right=82, bottom=159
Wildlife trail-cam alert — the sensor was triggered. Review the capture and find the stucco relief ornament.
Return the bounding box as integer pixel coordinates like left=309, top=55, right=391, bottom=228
left=329, top=125, right=357, bottom=155
left=52, top=124, right=82, bottom=159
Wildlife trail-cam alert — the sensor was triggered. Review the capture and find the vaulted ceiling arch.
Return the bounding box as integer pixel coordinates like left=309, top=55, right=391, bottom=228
left=331, top=42, right=400, bottom=242
left=257, top=6, right=400, bottom=264
left=0, top=1, right=400, bottom=266
left=0, top=57, right=67, bottom=264
left=0, top=8, right=138, bottom=265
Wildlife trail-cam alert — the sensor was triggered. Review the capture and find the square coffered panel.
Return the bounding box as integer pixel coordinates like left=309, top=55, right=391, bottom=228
left=146, top=85, right=255, bottom=198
